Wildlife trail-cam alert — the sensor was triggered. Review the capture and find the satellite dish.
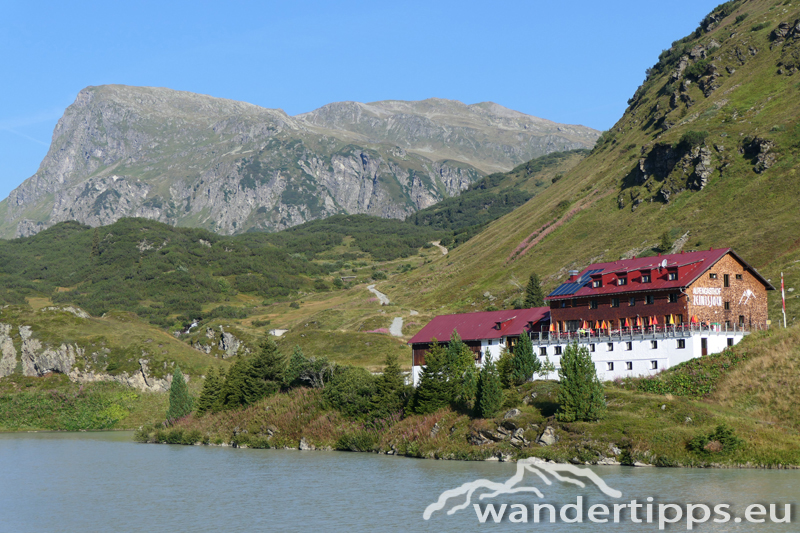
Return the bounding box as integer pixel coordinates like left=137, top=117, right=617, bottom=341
left=661, top=259, right=668, bottom=268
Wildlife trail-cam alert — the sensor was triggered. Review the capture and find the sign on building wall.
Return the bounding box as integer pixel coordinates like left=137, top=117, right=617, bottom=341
left=692, top=287, right=722, bottom=307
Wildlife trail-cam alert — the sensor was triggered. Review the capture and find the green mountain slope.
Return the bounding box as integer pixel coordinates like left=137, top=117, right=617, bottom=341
left=384, top=0, right=800, bottom=327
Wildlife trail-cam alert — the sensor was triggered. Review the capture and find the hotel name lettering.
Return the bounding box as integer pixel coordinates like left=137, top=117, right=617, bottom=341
left=692, top=287, right=722, bottom=307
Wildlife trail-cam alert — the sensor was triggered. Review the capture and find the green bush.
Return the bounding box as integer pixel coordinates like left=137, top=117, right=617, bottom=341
left=336, top=430, right=379, bottom=452
left=677, top=130, right=709, bottom=150
left=323, top=366, right=377, bottom=418
left=687, top=424, right=743, bottom=456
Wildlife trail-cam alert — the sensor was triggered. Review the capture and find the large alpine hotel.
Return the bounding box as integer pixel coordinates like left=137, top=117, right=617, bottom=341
left=409, top=248, right=774, bottom=386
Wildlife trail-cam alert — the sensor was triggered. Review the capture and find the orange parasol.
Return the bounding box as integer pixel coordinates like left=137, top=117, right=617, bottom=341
left=549, top=322, right=555, bottom=332
left=669, top=314, right=675, bottom=325
left=625, top=317, right=630, bottom=328
left=652, top=315, right=659, bottom=325
left=582, top=320, right=589, bottom=329
left=690, top=315, right=698, bottom=324
left=636, top=316, right=642, bottom=327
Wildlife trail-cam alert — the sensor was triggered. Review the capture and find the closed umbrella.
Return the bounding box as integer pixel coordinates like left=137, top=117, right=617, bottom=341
left=625, top=317, right=630, bottom=328
left=652, top=316, right=659, bottom=325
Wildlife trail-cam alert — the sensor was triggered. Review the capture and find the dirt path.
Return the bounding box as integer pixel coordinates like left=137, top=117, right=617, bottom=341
left=431, top=241, right=448, bottom=255
left=390, top=317, right=404, bottom=337
left=367, top=284, right=390, bottom=305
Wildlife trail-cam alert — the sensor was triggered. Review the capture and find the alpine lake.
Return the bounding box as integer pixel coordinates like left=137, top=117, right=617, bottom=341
left=0, top=431, right=797, bottom=532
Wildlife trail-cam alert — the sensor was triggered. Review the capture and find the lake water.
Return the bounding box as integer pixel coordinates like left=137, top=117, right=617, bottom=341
left=0, top=432, right=798, bottom=532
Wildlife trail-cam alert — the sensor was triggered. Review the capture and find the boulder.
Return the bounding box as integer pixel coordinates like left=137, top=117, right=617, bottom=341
left=503, top=408, right=522, bottom=419
left=299, top=437, right=313, bottom=451
left=537, top=426, right=558, bottom=446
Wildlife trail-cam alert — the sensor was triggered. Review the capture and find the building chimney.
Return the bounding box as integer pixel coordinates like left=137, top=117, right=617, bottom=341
left=568, top=270, right=579, bottom=282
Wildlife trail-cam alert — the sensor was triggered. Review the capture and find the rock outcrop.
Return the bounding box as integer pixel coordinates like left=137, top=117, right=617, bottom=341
left=0, top=324, right=16, bottom=377
left=0, top=86, right=599, bottom=238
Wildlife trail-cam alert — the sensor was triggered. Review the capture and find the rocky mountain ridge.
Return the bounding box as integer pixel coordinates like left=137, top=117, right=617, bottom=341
left=0, top=86, right=598, bottom=238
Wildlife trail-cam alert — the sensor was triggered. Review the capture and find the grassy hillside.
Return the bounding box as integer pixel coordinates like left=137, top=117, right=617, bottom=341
left=377, top=0, right=800, bottom=327
left=139, top=324, right=800, bottom=467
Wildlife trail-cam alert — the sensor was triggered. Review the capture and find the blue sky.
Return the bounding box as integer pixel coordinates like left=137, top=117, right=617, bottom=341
left=1, top=0, right=723, bottom=199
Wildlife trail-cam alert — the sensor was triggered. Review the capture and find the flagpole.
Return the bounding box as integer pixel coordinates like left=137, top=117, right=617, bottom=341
left=782, top=272, right=788, bottom=329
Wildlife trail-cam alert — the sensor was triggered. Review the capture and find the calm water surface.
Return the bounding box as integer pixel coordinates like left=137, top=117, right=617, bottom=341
left=0, top=432, right=798, bottom=532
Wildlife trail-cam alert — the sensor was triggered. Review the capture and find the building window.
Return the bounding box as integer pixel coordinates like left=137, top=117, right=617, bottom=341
left=724, top=274, right=730, bottom=287
left=677, top=339, right=685, bottom=349
left=645, top=295, right=655, bottom=305
left=651, top=361, right=658, bottom=370
left=629, top=297, right=636, bottom=306
left=611, top=297, right=620, bottom=308
left=723, top=301, right=730, bottom=310
left=725, top=320, right=731, bottom=328
left=668, top=293, right=679, bottom=303
left=727, top=338, right=734, bottom=347
left=590, top=300, right=598, bottom=309
left=589, top=344, right=595, bottom=352
left=667, top=272, right=677, bottom=281
left=625, top=341, right=632, bottom=351
left=540, top=347, right=547, bottom=356
left=735, top=274, right=743, bottom=280
left=709, top=273, right=717, bottom=280
left=626, top=362, right=633, bottom=370
left=487, top=339, right=493, bottom=346
left=554, top=346, right=563, bottom=355
left=592, top=279, right=602, bottom=288
left=572, top=299, right=577, bottom=308
left=607, top=343, right=614, bottom=351
left=560, top=300, right=567, bottom=308
left=651, top=340, right=658, bottom=349
left=739, top=315, right=745, bottom=326
left=618, top=277, right=627, bottom=286
left=607, top=362, right=614, bottom=371
left=642, top=274, right=651, bottom=283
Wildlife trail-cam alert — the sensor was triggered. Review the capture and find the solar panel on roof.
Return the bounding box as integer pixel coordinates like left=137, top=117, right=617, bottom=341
left=547, top=268, right=604, bottom=297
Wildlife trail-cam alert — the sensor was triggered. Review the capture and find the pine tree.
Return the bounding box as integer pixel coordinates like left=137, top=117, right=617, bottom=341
left=285, top=345, right=307, bottom=388
left=523, top=273, right=545, bottom=308
left=474, top=359, right=503, bottom=419
left=370, top=352, right=407, bottom=418
left=251, top=336, right=287, bottom=385
left=511, top=332, right=541, bottom=385
left=496, top=346, right=514, bottom=388
left=195, top=367, right=222, bottom=415
left=216, top=358, right=253, bottom=410
left=658, top=231, right=672, bottom=254
left=411, top=341, right=452, bottom=415
left=556, top=343, right=607, bottom=422
left=166, top=367, right=194, bottom=421
left=445, top=330, right=477, bottom=410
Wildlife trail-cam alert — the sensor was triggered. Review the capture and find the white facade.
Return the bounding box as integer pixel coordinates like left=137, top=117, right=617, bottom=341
left=411, top=328, right=747, bottom=386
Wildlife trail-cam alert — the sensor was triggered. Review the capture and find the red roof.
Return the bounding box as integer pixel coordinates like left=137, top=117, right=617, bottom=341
left=546, top=248, right=774, bottom=300
left=408, top=307, right=550, bottom=345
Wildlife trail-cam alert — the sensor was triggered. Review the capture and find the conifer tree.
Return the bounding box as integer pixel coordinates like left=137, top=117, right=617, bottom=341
left=511, top=332, right=541, bottom=385
left=556, top=343, right=606, bottom=422
left=370, top=352, right=408, bottom=418
left=474, top=359, right=503, bottom=418
left=216, top=358, right=254, bottom=410
left=284, top=345, right=306, bottom=387
left=496, top=346, right=514, bottom=388
left=166, top=367, right=194, bottom=421
left=445, top=330, right=477, bottom=409
left=195, top=367, right=222, bottom=415
left=523, top=273, right=545, bottom=308
left=411, top=341, right=452, bottom=415
left=251, top=336, right=287, bottom=385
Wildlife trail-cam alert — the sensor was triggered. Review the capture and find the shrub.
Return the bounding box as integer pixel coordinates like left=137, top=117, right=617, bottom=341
left=323, top=366, right=376, bottom=418
left=687, top=424, right=743, bottom=456
left=677, top=130, right=709, bottom=150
